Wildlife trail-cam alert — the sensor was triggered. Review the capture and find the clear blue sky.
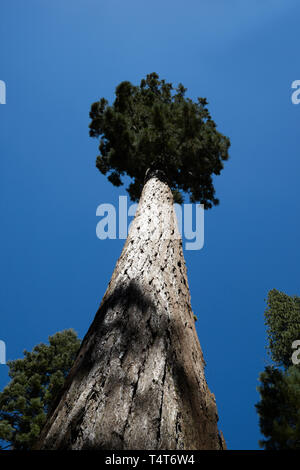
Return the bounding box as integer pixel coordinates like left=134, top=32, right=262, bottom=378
left=1, top=0, right=299, bottom=450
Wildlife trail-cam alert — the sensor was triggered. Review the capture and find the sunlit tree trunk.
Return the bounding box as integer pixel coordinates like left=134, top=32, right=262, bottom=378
left=36, top=171, right=225, bottom=450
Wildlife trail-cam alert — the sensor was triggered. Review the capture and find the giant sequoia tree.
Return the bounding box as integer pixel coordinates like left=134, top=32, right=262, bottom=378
left=36, top=73, right=230, bottom=450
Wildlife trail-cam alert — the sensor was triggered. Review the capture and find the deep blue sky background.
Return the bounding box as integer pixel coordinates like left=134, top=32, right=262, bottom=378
left=1, top=0, right=300, bottom=450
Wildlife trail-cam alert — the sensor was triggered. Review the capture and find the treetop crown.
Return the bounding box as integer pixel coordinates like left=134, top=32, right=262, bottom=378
left=89, top=72, right=230, bottom=208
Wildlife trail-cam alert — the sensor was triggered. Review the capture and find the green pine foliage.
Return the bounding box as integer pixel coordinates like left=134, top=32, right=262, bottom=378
left=256, top=366, right=300, bottom=449
left=0, top=329, right=81, bottom=450
left=256, top=289, right=300, bottom=449
left=265, top=289, right=300, bottom=368
left=89, top=72, right=230, bottom=207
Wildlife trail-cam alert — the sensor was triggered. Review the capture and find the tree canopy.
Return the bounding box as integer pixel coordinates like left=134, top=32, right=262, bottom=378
left=256, top=289, right=300, bottom=449
left=256, top=365, right=300, bottom=450
left=264, top=289, right=300, bottom=368
left=0, top=329, right=81, bottom=450
left=89, top=72, right=230, bottom=207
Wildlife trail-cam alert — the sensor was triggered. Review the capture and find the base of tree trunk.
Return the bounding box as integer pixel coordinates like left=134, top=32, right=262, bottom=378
left=36, top=175, right=225, bottom=450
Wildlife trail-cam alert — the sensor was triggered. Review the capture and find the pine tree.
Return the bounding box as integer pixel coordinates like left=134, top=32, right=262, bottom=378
left=256, top=365, right=300, bottom=450
left=0, top=329, right=80, bottom=450
left=256, top=289, right=300, bottom=449
left=36, top=73, right=230, bottom=450
left=264, top=289, right=300, bottom=368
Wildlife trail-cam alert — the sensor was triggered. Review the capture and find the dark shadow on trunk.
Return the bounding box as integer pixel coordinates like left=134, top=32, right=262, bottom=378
left=36, top=277, right=221, bottom=450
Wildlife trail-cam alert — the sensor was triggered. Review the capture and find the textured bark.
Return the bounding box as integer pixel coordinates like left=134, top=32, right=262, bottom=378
left=36, top=172, right=225, bottom=450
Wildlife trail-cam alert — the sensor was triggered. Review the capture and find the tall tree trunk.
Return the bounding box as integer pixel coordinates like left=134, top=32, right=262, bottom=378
left=36, top=171, right=225, bottom=450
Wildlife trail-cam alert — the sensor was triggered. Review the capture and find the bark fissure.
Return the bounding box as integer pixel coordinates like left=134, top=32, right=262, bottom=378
left=122, top=364, right=142, bottom=439
left=156, top=355, right=168, bottom=446
left=175, top=411, right=182, bottom=449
